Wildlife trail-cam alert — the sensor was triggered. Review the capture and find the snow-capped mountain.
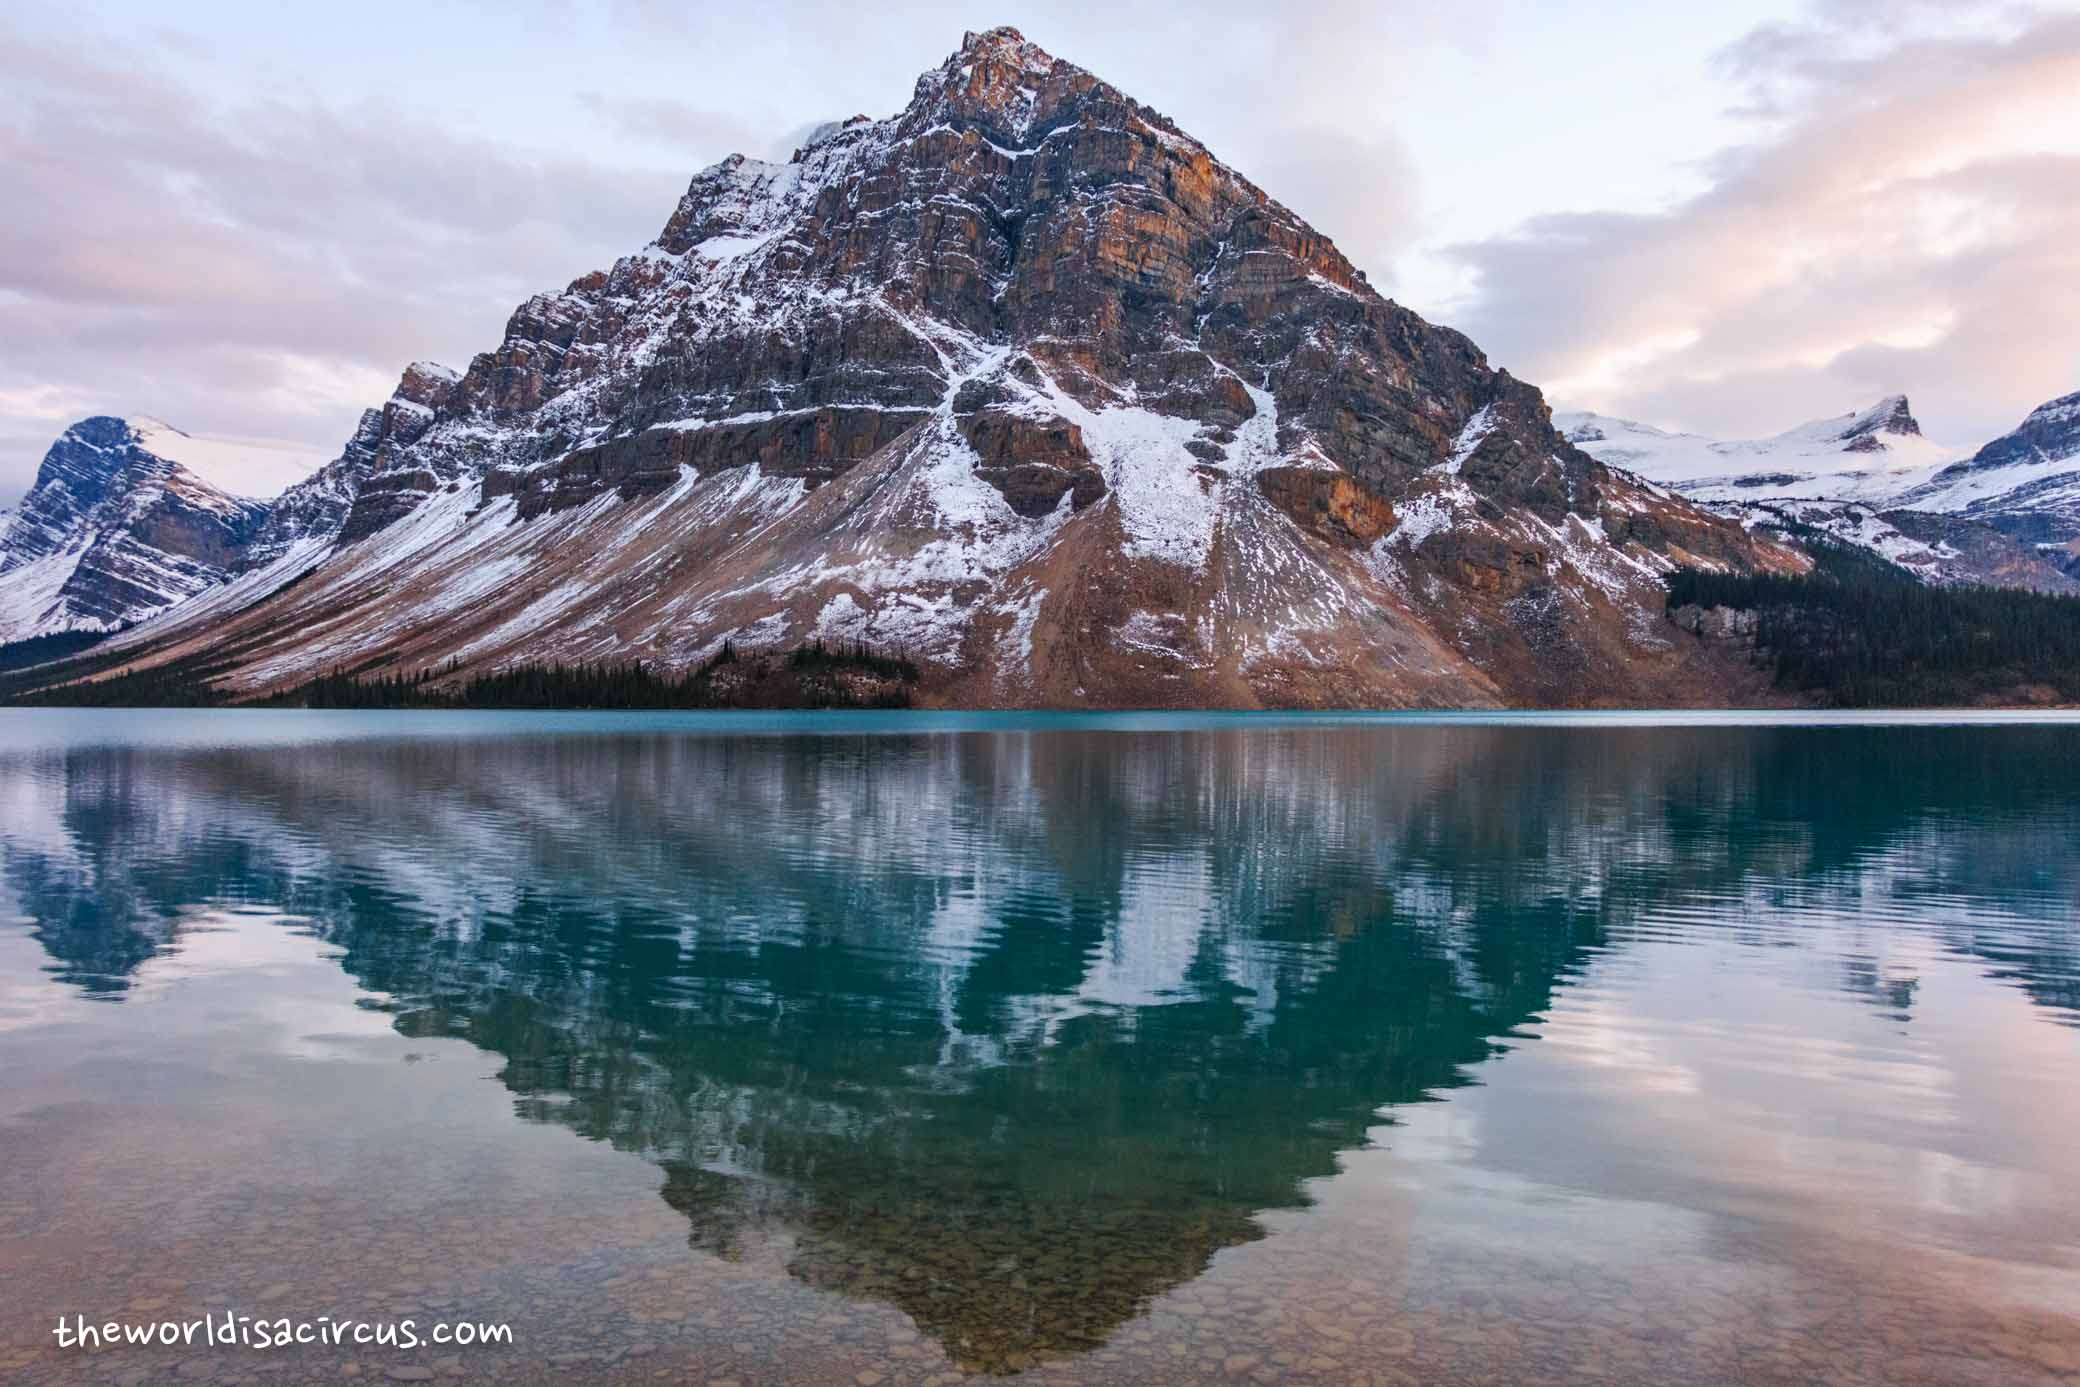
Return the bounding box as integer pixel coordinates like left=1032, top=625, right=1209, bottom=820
left=1561, top=392, right=2080, bottom=590
left=1556, top=396, right=1960, bottom=505
left=0, top=367, right=462, bottom=646
left=1898, top=391, right=2080, bottom=547
left=0, top=416, right=272, bottom=642
left=25, top=28, right=1798, bottom=707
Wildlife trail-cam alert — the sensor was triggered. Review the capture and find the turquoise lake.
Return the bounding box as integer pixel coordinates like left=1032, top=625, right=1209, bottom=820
left=1, top=710, right=2077, bottom=1384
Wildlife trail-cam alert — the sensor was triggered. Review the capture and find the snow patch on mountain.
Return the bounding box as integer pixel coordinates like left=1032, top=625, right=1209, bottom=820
left=1557, top=396, right=1961, bottom=505
left=1442, top=406, right=1495, bottom=476
left=127, top=418, right=327, bottom=500
left=0, top=546, right=87, bottom=644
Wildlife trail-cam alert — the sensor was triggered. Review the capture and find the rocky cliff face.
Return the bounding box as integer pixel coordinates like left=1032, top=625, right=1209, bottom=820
left=66, top=27, right=1797, bottom=707
left=239, top=361, right=462, bottom=569
left=0, top=417, right=270, bottom=642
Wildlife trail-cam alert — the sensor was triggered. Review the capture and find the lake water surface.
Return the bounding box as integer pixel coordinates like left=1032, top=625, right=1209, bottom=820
left=1, top=710, right=2077, bottom=1385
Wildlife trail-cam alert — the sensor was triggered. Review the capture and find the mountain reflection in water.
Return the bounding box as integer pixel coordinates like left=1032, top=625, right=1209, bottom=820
left=1, top=715, right=2077, bottom=1377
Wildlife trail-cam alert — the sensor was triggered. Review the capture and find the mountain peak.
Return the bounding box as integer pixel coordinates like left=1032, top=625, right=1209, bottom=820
left=2021, top=390, right=2080, bottom=430
left=1839, top=395, right=1921, bottom=447
left=0, top=413, right=272, bottom=640
left=957, top=26, right=1050, bottom=66
left=1893, top=386, right=2080, bottom=535
left=34, top=26, right=1789, bottom=707
left=961, top=25, right=1029, bottom=48
left=53, top=415, right=140, bottom=462
left=394, top=361, right=460, bottom=410
left=919, top=26, right=1084, bottom=142
left=1958, top=387, right=2080, bottom=472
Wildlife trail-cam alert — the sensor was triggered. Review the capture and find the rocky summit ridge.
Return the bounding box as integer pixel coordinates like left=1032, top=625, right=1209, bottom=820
left=14, top=27, right=1797, bottom=707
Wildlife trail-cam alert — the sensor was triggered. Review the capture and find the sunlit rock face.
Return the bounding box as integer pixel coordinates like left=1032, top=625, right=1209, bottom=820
left=61, top=26, right=1795, bottom=708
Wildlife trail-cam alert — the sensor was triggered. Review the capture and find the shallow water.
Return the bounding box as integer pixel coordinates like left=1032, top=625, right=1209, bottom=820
left=0, top=710, right=2076, bottom=1385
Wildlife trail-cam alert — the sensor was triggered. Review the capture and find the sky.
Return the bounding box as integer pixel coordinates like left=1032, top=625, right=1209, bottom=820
left=3, top=0, right=2077, bottom=504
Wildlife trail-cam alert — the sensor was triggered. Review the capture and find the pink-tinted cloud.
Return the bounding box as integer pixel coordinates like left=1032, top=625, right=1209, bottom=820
left=1448, top=6, right=2080, bottom=445
left=0, top=25, right=684, bottom=500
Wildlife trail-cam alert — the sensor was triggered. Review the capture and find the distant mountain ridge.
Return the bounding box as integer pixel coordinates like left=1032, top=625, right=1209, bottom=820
left=1555, top=395, right=1959, bottom=505
left=1562, top=392, right=2080, bottom=592
left=1898, top=392, right=2080, bottom=547
left=0, top=365, right=462, bottom=643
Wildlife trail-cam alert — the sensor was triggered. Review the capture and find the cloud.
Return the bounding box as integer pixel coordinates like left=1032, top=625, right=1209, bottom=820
left=0, top=25, right=686, bottom=501
left=576, top=92, right=798, bottom=163
left=1445, top=4, right=2080, bottom=445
